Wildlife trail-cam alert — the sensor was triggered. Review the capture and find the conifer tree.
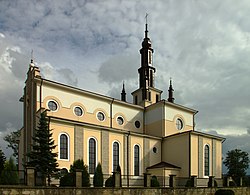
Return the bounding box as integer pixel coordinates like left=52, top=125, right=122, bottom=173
left=26, top=111, right=58, bottom=186
left=0, top=148, right=6, bottom=175
left=93, top=163, right=104, bottom=187
left=70, top=159, right=90, bottom=187
left=60, top=159, right=90, bottom=187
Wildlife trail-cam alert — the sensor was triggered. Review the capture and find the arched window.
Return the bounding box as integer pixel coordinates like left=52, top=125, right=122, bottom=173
left=113, top=142, right=119, bottom=172
left=134, top=145, right=140, bottom=176
left=89, top=138, right=96, bottom=174
left=204, top=145, right=210, bottom=176
left=60, top=134, right=69, bottom=160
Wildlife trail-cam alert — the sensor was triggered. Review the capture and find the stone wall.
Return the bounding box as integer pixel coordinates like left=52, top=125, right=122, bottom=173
left=0, top=187, right=250, bottom=195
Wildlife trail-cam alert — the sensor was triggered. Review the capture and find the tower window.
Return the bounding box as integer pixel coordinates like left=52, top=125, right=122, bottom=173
left=150, top=70, right=153, bottom=87
left=156, top=94, right=159, bottom=102
left=148, top=50, right=152, bottom=64
left=135, top=96, right=138, bottom=105
left=148, top=91, right=151, bottom=101
left=176, top=118, right=183, bottom=130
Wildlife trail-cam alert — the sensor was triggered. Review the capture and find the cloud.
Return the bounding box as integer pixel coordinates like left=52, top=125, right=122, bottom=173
left=98, top=54, right=138, bottom=84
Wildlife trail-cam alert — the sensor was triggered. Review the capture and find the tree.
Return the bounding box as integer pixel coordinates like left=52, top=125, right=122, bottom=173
left=4, top=129, right=20, bottom=158
left=26, top=112, right=58, bottom=186
left=0, top=157, right=19, bottom=185
left=93, top=163, right=104, bottom=187
left=0, top=148, right=6, bottom=175
left=223, top=149, right=249, bottom=185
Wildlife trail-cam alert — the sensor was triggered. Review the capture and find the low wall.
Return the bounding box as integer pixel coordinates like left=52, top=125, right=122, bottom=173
left=0, top=186, right=249, bottom=195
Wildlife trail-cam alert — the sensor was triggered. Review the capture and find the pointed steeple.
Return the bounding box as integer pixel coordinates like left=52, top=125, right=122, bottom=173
left=132, top=14, right=162, bottom=107
left=138, top=14, right=155, bottom=100
left=167, top=78, right=175, bottom=103
left=121, top=81, right=126, bottom=102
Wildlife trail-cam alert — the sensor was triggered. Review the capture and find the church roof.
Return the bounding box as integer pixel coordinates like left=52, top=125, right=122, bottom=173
left=146, top=161, right=181, bottom=170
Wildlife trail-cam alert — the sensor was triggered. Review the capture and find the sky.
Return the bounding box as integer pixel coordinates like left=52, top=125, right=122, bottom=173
left=0, top=0, right=249, bottom=173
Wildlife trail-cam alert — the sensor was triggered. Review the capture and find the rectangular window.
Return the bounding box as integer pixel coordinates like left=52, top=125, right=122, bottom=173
left=148, top=91, right=151, bottom=101
left=156, top=94, right=159, bottom=102
left=135, top=96, right=138, bottom=105
left=148, top=50, right=152, bottom=64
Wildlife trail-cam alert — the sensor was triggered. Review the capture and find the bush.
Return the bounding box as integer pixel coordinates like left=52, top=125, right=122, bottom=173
left=60, top=172, right=75, bottom=187
left=59, top=159, right=90, bottom=187
left=105, top=175, right=114, bottom=187
left=93, top=163, right=104, bottom=187
left=215, top=189, right=235, bottom=195
left=208, top=179, right=218, bottom=187
left=150, top=175, right=160, bottom=187
left=185, top=179, right=192, bottom=187
left=229, top=180, right=236, bottom=187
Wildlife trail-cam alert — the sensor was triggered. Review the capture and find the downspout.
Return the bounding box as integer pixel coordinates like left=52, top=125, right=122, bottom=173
left=189, top=131, right=191, bottom=178
left=40, top=78, right=43, bottom=109
left=127, top=131, right=130, bottom=187
left=110, top=98, right=114, bottom=128
left=143, top=107, right=146, bottom=134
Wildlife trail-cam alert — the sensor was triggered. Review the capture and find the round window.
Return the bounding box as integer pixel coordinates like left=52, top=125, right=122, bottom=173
left=135, top=120, right=140, bottom=128
left=117, top=116, right=124, bottom=125
left=153, top=147, right=157, bottom=153
left=48, top=100, right=58, bottom=111
left=176, top=118, right=183, bottom=130
left=97, top=112, right=105, bottom=121
left=74, top=107, right=83, bottom=116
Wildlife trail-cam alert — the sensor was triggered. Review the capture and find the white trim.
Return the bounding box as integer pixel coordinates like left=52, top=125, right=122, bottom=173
left=87, top=137, right=98, bottom=174
left=112, top=140, right=121, bottom=172
left=132, top=144, right=141, bottom=176
left=73, top=106, right=84, bottom=117
left=47, top=99, right=59, bottom=112
left=203, top=144, right=210, bottom=178
left=58, top=132, right=70, bottom=161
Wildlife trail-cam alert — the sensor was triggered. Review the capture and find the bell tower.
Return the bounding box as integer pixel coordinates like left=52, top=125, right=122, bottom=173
left=132, top=16, right=162, bottom=107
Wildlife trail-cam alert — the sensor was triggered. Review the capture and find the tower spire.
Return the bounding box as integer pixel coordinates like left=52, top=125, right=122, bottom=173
left=145, top=13, right=149, bottom=38
left=168, top=78, right=175, bottom=103
left=121, top=81, right=126, bottom=102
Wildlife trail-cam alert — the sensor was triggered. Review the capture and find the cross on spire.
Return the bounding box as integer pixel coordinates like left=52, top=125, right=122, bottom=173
left=145, top=13, right=149, bottom=25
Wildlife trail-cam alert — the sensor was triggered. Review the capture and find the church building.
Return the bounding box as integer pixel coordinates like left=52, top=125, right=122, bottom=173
left=18, top=23, right=224, bottom=187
